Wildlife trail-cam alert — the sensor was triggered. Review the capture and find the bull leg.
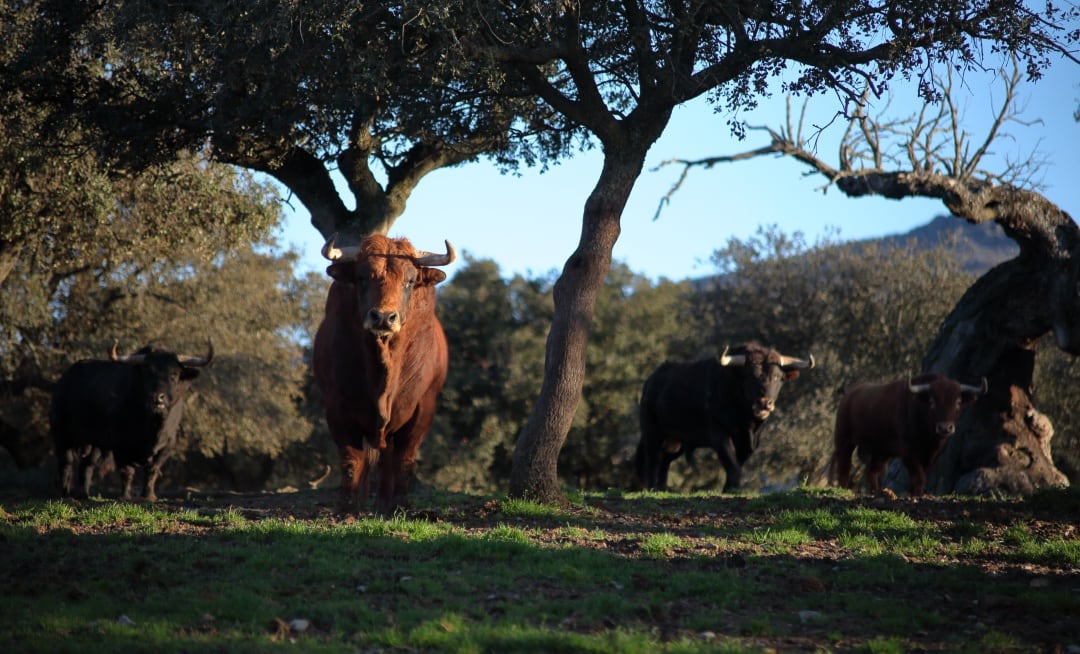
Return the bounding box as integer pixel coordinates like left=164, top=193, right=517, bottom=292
left=380, top=404, right=434, bottom=512
left=81, top=448, right=104, bottom=499
left=338, top=443, right=372, bottom=513
left=376, top=438, right=399, bottom=514
left=656, top=451, right=677, bottom=490
left=864, top=458, right=887, bottom=494
left=716, top=439, right=742, bottom=493
left=833, top=445, right=855, bottom=489
left=120, top=464, right=137, bottom=500
left=906, top=462, right=927, bottom=497
left=59, top=448, right=77, bottom=497
left=143, top=465, right=161, bottom=501
left=636, top=431, right=670, bottom=490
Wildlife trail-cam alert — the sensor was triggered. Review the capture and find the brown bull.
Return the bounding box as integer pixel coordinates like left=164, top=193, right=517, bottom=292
left=831, top=373, right=987, bottom=496
left=312, top=234, right=455, bottom=512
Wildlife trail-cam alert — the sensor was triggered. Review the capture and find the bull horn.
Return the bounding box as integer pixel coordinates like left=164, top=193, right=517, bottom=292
left=320, top=233, right=363, bottom=262
left=718, top=346, right=746, bottom=367
left=110, top=341, right=146, bottom=364
left=112, top=347, right=146, bottom=365
left=779, top=354, right=815, bottom=370
left=960, top=377, right=989, bottom=395
left=908, top=374, right=931, bottom=395
left=414, top=240, right=457, bottom=267
left=177, top=340, right=214, bottom=367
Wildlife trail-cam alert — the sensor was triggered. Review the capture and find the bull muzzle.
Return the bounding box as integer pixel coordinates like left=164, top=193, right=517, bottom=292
left=753, top=398, right=775, bottom=419
left=936, top=422, right=956, bottom=437
left=364, top=308, right=402, bottom=335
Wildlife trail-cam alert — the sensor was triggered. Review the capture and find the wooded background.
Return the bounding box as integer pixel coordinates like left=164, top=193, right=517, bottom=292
left=3, top=197, right=1076, bottom=496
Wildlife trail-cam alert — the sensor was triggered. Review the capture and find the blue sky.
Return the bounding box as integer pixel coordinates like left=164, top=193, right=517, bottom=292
left=277, top=56, right=1080, bottom=283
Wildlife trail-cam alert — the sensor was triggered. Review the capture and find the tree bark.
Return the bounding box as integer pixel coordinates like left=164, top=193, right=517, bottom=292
left=920, top=191, right=1078, bottom=495
left=0, top=238, right=23, bottom=290
left=508, top=152, right=645, bottom=503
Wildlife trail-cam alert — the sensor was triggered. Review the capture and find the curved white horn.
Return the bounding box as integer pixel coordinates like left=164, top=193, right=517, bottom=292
left=780, top=354, right=815, bottom=370
left=320, top=234, right=363, bottom=262
left=959, top=377, right=988, bottom=395
left=414, top=240, right=456, bottom=267
left=177, top=340, right=214, bottom=367
left=718, top=346, right=746, bottom=367
left=908, top=374, right=931, bottom=394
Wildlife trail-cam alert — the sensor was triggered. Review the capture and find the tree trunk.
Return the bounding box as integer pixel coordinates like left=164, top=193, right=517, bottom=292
left=0, top=238, right=23, bottom=290
left=508, top=153, right=645, bottom=503
left=920, top=194, right=1079, bottom=496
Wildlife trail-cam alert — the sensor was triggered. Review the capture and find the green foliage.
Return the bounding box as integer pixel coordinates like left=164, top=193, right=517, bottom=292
left=2, top=1, right=575, bottom=236
left=1032, top=335, right=1080, bottom=483
left=426, top=258, right=695, bottom=493
left=422, top=257, right=553, bottom=493
left=0, top=140, right=326, bottom=491
left=667, top=225, right=976, bottom=491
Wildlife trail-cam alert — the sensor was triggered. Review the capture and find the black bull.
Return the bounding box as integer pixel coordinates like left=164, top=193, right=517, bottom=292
left=50, top=341, right=212, bottom=500
left=635, top=343, right=814, bottom=492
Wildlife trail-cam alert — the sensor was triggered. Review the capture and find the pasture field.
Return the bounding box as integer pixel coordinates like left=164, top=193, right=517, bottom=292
left=0, top=484, right=1078, bottom=653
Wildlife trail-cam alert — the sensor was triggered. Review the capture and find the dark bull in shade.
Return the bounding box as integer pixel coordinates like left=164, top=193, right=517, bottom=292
left=50, top=341, right=213, bottom=500
left=635, top=342, right=814, bottom=492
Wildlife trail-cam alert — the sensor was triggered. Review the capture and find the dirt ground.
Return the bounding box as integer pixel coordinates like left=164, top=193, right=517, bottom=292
left=4, top=467, right=1078, bottom=652
left=129, top=485, right=1080, bottom=652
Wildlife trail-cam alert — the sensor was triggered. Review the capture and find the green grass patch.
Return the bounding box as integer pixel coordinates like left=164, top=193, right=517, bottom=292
left=639, top=531, right=687, bottom=559
left=0, top=488, right=1074, bottom=653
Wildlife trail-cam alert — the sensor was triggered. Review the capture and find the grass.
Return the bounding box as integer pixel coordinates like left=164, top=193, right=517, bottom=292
left=1, top=486, right=1078, bottom=653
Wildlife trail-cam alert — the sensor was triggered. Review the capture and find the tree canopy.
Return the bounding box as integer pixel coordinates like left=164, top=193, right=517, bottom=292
left=3, top=1, right=575, bottom=240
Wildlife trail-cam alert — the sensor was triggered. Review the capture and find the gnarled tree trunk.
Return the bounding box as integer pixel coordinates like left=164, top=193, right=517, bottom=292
left=508, top=153, right=645, bottom=503
left=922, top=190, right=1077, bottom=495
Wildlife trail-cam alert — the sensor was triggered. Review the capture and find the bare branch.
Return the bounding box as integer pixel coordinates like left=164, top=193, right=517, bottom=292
left=654, top=60, right=1055, bottom=224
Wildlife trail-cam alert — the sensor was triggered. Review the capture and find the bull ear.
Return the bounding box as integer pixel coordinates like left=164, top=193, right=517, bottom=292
left=784, top=370, right=800, bottom=381
left=420, top=268, right=447, bottom=286
left=180, top=368, right=201, bottom=381
left=326, top=262, right=353, bottom=281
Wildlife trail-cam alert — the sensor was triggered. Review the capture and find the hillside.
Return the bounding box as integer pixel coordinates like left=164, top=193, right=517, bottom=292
left=876, top=214, right=1018, bottom=275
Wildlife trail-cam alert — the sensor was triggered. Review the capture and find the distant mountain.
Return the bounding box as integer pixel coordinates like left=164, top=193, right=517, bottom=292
left=874, top=214, right=1018, bottom=276
left=689, top=215, right=1018, bottom=289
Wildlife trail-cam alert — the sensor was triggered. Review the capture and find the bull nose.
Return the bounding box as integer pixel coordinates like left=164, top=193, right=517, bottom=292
left=365, top=308, right=401, bottom=332
left=936, top=422, right=955, bottom=436
left=757, top=398, right=774, bottom=412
